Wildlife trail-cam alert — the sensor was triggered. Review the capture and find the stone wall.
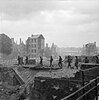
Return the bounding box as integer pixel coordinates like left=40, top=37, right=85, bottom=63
left=30, top=77, right=81, bottom=100
left=30, top=66, right=99, bottom=100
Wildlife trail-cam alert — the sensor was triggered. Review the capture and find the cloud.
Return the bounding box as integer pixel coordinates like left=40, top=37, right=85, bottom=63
left=73, top=0, right=99, bottom=15
left=0, top=0, right=71, bottom=20
left=0, top=0, right=99, bottom=47
left=39, top=9, right=99, bottom=26
left=1, top=0, right=99, bottom=25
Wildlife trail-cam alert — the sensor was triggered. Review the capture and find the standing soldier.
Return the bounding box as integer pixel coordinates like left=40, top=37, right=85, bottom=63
left=25, top=56, right=28, bottom=65
left=20, top=57, right=23, bottom=65
left=95, top=56, right=99, bottom=64
left=39, top=56, right=43, bottom=66
left=58, top=56, right=63, bottom=69
left=75, top=56, right=79, bottom=69
left=84, top=57, right=89, bottom=63
left=50, top=56, right=53, bottom=71
left=18, top=56, right=21, bottom=65
left=67, top=55, right=72, bottom=68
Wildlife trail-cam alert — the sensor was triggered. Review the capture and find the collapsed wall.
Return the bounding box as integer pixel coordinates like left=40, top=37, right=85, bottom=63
left=29, top=65, right=99, bottom=100
left=0, top=67, right=14, bottom=85
left=29, top=68, right=82, bottom=100
left=30, top=76, right=81, bottom=100
left=0, top=67, right=25, bottom=100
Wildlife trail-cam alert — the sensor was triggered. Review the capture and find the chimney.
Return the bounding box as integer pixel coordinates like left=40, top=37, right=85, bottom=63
left=31, top=34, right=34, bottom=37
left=20, top=38, right=22, bottom=44
left=94, top=41, right=96, bottom=45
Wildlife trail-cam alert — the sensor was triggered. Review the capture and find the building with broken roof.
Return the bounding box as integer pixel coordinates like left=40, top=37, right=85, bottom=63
left=82, top=42, right=97, bottom=56
left=26, top=34, right=45, bottom=59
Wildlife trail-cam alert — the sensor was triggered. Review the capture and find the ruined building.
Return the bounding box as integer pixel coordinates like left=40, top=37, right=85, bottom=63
left=82, top=42, right=97, bottom=56
left=26, top=34, right=45, bottom=59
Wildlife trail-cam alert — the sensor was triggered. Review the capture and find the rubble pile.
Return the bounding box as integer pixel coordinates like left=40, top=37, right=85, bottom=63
left=0, top=82, right=20, bottom=100
left=0, top=67, right=23, bottom=100
left=35, top=67, right=79, bottom=79
left=14, top=67, right=39, bottom=98
left=16, top=67, right=38, bottom=84
left=31, top=74, right=81, bottom=100
left=29, top=67, right=81, bottom=100
left=0, top=67, right=14, bottom=85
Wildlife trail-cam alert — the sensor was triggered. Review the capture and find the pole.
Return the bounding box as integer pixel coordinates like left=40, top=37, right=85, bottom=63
left=82, top=71, right=86, bottom=100
left=95, top=77, right=98, bottom=100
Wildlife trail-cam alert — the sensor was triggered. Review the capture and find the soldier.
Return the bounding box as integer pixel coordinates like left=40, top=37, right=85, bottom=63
left=84, top=57, right=89, bottom=63
left=25, top=56, right=28, bottom=65
left=75, top=56, right=79, bottom=69
left=20, top=57, right=24, bottom=65
left=58, top=56, right=63, bottom=69
left=50, top=56, right=53, bottom=71
left=17, top=56, right=21, bottom=65
left=95, top=56, right=99, bottom=64
left=67, top=55, right=72, bottom=68
left=39, top=56, right=43, bottom=66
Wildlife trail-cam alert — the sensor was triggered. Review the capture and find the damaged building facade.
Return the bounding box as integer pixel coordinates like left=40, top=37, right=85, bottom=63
left=82, top=42, right=97, bottom=56
left=26, top=34, right=45, bottom=59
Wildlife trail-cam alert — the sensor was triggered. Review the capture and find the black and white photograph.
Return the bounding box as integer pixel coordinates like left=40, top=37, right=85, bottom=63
left=0, top=0, right=99, bottom=100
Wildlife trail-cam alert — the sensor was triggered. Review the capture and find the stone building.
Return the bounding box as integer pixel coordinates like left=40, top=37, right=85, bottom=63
left=26, top=34, right=45, bottom=59
left=82, top=42, right=97, bottom=56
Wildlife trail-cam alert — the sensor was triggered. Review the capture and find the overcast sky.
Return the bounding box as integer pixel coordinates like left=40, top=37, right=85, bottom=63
left=0, top=0, right=99, bottom=47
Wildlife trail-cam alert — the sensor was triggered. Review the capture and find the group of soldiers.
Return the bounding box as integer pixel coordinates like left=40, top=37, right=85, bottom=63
left=39, top=55, right=79, bottom=69
left=18, top=55, right=99, bottom=69
left=17, top=56, right=28, bottom=65
left=84, top=56, right=99, bottom=64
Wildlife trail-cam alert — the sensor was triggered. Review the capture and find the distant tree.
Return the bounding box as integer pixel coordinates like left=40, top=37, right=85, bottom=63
left=0, top=33, right=12, bottom=55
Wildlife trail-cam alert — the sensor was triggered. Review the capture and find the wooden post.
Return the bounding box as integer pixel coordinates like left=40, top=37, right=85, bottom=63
left=95, top=77, right=98, bottom=100
left=82, top=71, right=86, bottom=100
left=82, top=71, right=84, bottom=87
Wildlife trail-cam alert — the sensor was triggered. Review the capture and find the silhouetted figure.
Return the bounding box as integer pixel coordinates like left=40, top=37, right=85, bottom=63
left=18, top=56, right=21, bottom=65
left=67, top=56, right=72, bottom=68
left=75, top=56, right=79, bottom=69
left=84, top=57, right=89, bottom=63
left=39, top=56, right=43, bottom=66
left=50, top=56, right=53, bottom=71
left=25, top=56, right=28, bottom=65
left=95, top=56, right=99, bottom=64
left=20, top=57, right=24, bottom=65
left=58, top=56, right=63, bottom=69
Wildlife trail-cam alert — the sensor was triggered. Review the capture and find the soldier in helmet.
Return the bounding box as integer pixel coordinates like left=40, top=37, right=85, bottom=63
left=39, top=56, right=43, bottom=66
left=84, top=57, right=89, bottom=63
left=75, top=56, right=79, bottom=69
left=67, top=55, right=72, bottom=68
left=58, top=56, right=63, bottom=69
left=50, top=56, right=53, bottom=71
left=95, top=56, right=99, bottom=64
left=25, top=56, right=28, bottom=65
left=17, top=56, right=21, bottom=65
